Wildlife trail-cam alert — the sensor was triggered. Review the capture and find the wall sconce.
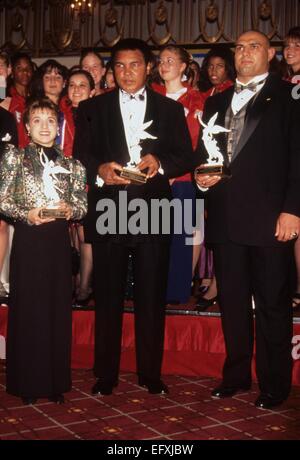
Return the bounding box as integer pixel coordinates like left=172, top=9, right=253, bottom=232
left=70, top=0, right=93, bottom=23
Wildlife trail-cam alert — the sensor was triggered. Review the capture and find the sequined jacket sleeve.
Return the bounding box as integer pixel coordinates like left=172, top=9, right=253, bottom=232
left=0, top=143, right=87, bottom=223
left=0, top=144, right=30, bottom=222
left=67, top=158, right=87, bottom=220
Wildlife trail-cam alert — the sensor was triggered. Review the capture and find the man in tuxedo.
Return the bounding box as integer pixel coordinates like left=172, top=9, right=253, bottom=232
left=74, top=38, right=194, bottom=396
left=195, top=30, right=300, bottom=409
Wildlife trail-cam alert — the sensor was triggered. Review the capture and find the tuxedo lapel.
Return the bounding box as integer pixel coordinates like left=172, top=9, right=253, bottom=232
left=107, top=90, right=130, bottom=164
left=141, top=88, right=160, bottom=155
left=233, top=75, right=277, bottom=161
left=214, top=87, right=234, bottom=127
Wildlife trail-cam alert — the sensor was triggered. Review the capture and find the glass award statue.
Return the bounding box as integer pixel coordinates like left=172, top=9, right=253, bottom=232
left=38, top=148, right=71, bottom=219
left=196, top=112, right=231, bottom=177
left=120, top=119, right=157, bottom=185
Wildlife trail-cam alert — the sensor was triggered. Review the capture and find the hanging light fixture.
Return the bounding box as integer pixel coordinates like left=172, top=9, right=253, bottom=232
left=70, top=0, right=93, bottom=23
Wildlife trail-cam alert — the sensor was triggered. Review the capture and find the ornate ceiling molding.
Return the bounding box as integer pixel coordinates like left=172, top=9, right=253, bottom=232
left=0, top=0, right=298, bottom=56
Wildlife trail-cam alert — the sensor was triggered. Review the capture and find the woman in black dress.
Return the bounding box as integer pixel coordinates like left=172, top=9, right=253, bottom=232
left=0, top=98, right=87, bottom=405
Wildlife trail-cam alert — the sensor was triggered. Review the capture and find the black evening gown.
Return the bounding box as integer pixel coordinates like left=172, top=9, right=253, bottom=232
left=6, top=220, right=72, bottom=399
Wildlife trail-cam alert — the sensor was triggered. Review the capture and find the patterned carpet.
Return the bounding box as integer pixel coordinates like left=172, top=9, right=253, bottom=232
left=0, top=363, right=300, bottom=440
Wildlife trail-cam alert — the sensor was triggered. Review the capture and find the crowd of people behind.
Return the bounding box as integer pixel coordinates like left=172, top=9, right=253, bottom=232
left=0, top=29, right=300, bottom=310
left=0, top=27, right=300, bottom=407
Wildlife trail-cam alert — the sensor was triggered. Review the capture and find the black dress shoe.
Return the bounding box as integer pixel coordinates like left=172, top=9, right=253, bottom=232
left=92, top=379, right=118, bottom=396
left=195, top=296, right=217, bottom=312
left=139, top=379, right=169, bottom=394
left=48, top=394, right=65, bottom=404
left=21, top=397, right=37, bottom=405
left=255, top=393, right=286, bottom=409
left=211, top=383, right=251, bottom=398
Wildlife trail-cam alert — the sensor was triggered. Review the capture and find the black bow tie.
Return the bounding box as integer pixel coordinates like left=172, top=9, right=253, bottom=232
left=234, top=78, right=266, bottom=94
left=122, top=91, right=145, bottom=102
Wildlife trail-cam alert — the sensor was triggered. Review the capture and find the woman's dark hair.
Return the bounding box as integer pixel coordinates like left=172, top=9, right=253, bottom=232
left=111, top=38, right=154, bottom=66
left=100, top=60, right=114, bottom=89
left=281, top=26, right=300, bottom=78
left=79, top=48, right=104, bottom=68
left=285, top=26, right=300, bottom=42
left=23, top=98, right=59, bottom=127
left=38, top=59, right=68, bottom=80
left=7, top=52, right=35, bottom=94
left=10, top=51, right=34, bottom=71
left=199, top=45, right=235, bottom=91
left=66, top=69, right=95, bottom=92
left=189, top=60, right=202, bottom=90
left=30, top=59, right=68, bottom=101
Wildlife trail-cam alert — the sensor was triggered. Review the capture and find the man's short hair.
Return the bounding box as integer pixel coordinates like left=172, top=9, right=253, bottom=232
left=111, top=38, right=154, bottom=66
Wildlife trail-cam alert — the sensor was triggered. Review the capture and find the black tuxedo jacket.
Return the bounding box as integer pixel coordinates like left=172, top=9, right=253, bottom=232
left=73, top=87, right=195, bottom=242
left=195, top=74, right=300, bottom=247
left=0, top=106, right=18, bottom=155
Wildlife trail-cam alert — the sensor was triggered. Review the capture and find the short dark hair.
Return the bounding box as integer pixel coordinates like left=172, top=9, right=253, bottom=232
left=29, top=59, right=68, bottom=101
left=23, top=98, right=59, bottom=127
left=199, top=45, right=236, bottom=91
left=67, top=69, right=95, bottom=91
left=11, top=52, right=34, bottom=71
left=111, top=38, right=154, bottom=66
left=38, top=59, right=68, bottom=80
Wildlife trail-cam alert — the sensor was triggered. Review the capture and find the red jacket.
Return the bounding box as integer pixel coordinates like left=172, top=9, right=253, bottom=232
left=8, top=86, right=29, bottom=148
left=201, top=79, right=234, bottom=103
left=152, top=83, right=205, bottom=181
left=59, top=96, right=75, bottom=157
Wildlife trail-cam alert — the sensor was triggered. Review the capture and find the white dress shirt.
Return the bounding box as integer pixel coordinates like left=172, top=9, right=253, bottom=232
left=231, top=72, right=269, bottom=115
left=95, top=86, right=162, bottom=188
left=119, top=87, right=147, bottom=156
left=196, top=72, right=269, bottom=192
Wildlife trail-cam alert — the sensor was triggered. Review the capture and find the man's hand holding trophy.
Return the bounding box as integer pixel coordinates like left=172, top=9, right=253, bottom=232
left=195, top=112, right=231, bottom=189
left=96, top=120, right=158, bottom=187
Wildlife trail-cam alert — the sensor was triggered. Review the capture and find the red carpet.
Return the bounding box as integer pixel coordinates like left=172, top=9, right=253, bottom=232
left=1, top=306, right=300, bottom=440
left=0, top=364, right=299, bottom=440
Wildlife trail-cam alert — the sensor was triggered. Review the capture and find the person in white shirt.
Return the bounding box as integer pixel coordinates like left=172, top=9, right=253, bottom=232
left=74, top=38, right=195, bottom=397
left=195, top=30, right=300, bottom=409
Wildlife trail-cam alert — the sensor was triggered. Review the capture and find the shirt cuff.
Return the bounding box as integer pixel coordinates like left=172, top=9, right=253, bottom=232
left=95, top=175, right=104, bottom=188
left=196, top=183, right=208, bottom=192
left=158, top=165, right=164, bottom=175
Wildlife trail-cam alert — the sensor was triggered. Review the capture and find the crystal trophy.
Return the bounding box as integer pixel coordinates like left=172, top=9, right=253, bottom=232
left=120, top=120, right=157, bottom=185
left=196, top=112, right=231, bottom=177
left=38, top=148, right=71, bottom=219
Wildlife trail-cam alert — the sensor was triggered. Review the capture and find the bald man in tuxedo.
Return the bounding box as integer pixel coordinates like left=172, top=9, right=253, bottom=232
left=195, top=31, right=300, bottom=409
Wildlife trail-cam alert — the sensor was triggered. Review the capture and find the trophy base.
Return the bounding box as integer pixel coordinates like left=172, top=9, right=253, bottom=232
left=196, top=164, right=231, bottom=178
left=39, top=208, right=67, bottom=219
left=120, top=167, right=147, bottom=185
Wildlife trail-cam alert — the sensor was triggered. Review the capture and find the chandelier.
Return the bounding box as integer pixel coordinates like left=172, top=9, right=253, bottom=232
left=70, top=0, right=93, bottom=23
